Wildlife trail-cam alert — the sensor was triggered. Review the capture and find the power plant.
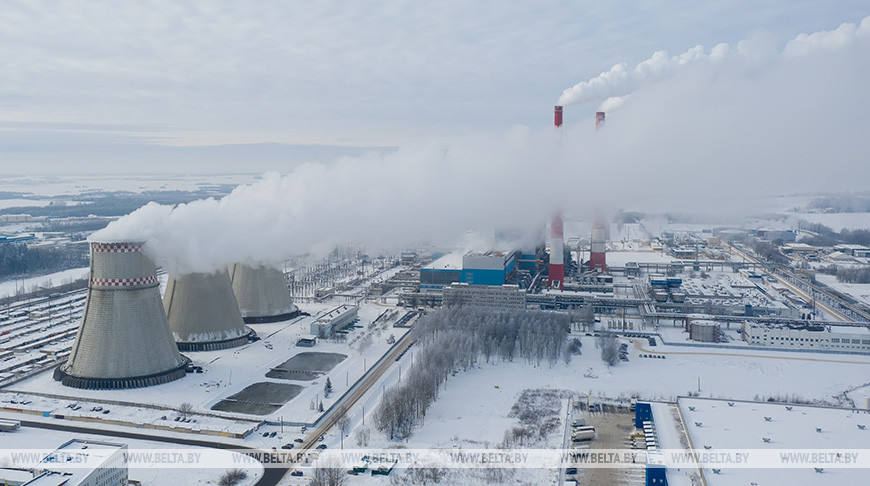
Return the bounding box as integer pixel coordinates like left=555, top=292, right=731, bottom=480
left=54, top=242, right=190, bottom=389
left=163, top=269, right=256, bottom=351
left=228, top=263, right=299, bottom=323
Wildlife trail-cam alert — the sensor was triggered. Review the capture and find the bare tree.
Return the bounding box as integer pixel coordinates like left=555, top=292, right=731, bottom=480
left=179, top=402, right=193, bottom=419
left=310, top=458, right=347, bottom=486
left=218, top=469, right=248, bottom=486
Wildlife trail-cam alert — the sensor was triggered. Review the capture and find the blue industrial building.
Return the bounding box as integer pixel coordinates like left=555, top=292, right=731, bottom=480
left=419, top=251, right=518, bottom=291
left=635, top=402, right=669, bottom=486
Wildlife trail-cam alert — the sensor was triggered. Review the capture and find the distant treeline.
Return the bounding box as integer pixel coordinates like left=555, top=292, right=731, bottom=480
left=0, top=188, right=236, bottom=218
left=801, top=222, right=870, bottom=247
left=807, top=194, right=870, bottom=213
left=0, top=242, right=88, bottom=279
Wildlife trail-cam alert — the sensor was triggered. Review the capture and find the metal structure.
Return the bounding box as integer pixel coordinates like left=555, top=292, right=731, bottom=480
left=54, top=242, right=189, bottom=389
left=163, top=269, right=256, bottom=351
left=228, top=263, right=299, bottom=323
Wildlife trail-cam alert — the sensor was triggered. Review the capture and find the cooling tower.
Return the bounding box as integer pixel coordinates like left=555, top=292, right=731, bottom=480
left=54, top=242, right=189, bottom=389
left=228, top=263, right=299, bottom=323
left=163, top=269, right=256, bottom=351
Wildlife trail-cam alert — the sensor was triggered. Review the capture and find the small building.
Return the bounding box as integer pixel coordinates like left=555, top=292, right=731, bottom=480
left=461, top=251, right=517, bottom=286
left=442, top=283, right=526, bottom=310
left=689, top=321, right=720, bottom=343
left=310, top=304, right=359, bottom=338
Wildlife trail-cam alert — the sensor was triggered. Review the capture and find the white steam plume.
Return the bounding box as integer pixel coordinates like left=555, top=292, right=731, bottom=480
left=95, top=16, right=870, bottom=275
left=558, top=16, right=869, bottom=107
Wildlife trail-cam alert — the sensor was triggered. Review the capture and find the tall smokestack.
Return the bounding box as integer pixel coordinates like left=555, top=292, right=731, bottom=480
left=548, top=212, right=565, bottom=290
left=590, top=217, right=607, bottom=273
left=595, top=111, right=605, bottom=129
left=554, top=106, right=563, bottom=127
left=55, top=242, right=189, bottom=389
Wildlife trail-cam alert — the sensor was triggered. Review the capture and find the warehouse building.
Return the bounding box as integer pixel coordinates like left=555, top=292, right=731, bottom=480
left=310, top=304, right=359, bottom=338
left=742, top=322, right=870, bottom=353
left=442, top=283, right=526, bottom=310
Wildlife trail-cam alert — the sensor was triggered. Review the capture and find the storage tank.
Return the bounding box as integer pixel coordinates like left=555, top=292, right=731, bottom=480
left=163, top=269, right=256, bottom=351
left=54, top=242, right=189, bottom=389
left=228, top=263, right=299, bottom=323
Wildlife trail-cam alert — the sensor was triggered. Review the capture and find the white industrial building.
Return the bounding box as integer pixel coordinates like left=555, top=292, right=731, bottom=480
left=442, top=283, right=526, bottom=310
left=310, top=304, right=359, bottom=338
left=0, top=438, right=128, bottom=486
left=742, top=322, right=870, bottom=353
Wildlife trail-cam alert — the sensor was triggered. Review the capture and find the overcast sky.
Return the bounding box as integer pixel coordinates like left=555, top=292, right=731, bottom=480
left=1, top=1, right=867, bottom=175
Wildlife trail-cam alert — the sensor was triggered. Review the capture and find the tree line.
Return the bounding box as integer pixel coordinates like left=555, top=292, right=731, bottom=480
left=0, top=243, right=88, bottom=279
left=373, top=307, right=568, bottom=440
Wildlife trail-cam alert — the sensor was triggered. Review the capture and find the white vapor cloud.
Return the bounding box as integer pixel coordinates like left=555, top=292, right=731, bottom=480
left=558, top=16, right=870, bottom=107
left=95, top=16, right=870, bottom=275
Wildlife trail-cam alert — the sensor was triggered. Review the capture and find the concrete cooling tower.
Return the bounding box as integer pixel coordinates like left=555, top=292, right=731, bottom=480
left=228, top=263, right=299, bottom=323
left=54, top=242, right=190, bottom=389
left=163, top=269, right=256, bottom=351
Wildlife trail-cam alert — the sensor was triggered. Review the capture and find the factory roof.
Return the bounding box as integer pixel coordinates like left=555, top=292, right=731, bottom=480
left=421, top=253, right=464, bottom=271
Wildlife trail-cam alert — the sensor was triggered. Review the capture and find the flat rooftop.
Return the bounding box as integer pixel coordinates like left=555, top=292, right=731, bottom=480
left=422, top=252, right=464, bottom=270
left=679, top=397, right=870, bottom=485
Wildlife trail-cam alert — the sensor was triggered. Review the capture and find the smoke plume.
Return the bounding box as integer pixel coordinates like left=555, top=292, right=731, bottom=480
left=95, top=17, right=870, bottom=275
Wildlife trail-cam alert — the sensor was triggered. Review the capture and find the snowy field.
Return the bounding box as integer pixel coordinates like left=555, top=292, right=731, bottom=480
left=0, top=422, right=263, bottom=485
left=0, top=266, right=89, bottom=298
left=790, top=212, right=870, bottom=231
left=326, top=334, right=870, bottom=485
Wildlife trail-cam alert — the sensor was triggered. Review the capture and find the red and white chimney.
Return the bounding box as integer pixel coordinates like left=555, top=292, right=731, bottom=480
left=590, top=217, right=606, bottom=273
left=549, top=212, right=565, bottom=290
left=554, top=106, right=563, bottom=127
left=595, top=111, right=605, bottom=129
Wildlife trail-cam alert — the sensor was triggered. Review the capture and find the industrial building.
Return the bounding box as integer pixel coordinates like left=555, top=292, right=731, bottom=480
left=419, top=251, right=518, bottom=291
left=54, top=241, right=190, bottom=389
left=163, top=269, right=256, bottom=351
left=756, top=229, right=796, bottom=243
left=310, top=304, right=359, bottom=338
left=0, top=439, right=128, bottom=486
left=228, top=263, right=299, bottom=323
left=548, top=212, right=565, bottom=290
left=742, top=322, right=870, bottom=353
left=442, top=283, right=526, bottom=310
left=689, top=321, right=720, bottom=342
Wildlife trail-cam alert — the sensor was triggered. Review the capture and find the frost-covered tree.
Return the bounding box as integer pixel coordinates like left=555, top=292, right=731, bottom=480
left=324, top=377, right=333, bottom=398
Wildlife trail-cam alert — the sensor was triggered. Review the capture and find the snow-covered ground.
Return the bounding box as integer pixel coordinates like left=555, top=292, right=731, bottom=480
left=790, top=212, right=870, bottom=231
left=0, top=267, right=89, bottom=298
left=7, top=302, right=409, bottom=430
left=324, top=334, right=870, bottom=485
